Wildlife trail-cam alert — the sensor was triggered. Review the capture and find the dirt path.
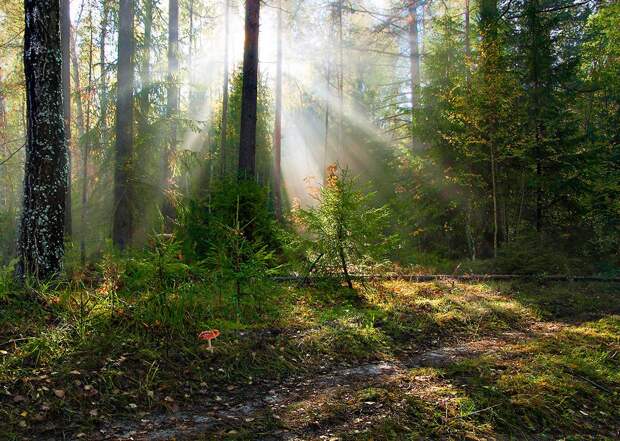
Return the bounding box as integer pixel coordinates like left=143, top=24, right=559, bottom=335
left=92, top=320, right=565, bottom=441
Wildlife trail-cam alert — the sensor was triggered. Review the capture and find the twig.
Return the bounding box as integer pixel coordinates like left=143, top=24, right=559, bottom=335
left=454, top=403, right=501, bottom=419
left=572, top=372, right=612, bottom=393
left=0, top=143, right=25, bottom=166
left=0, top=337, right=32, bottom=347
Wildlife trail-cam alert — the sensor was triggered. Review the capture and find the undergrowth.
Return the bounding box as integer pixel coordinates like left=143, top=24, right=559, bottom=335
left=0, top=258, right=618, bottom=439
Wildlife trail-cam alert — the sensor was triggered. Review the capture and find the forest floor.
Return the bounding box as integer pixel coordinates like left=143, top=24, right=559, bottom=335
left=1, top=278, right=619, bottom=440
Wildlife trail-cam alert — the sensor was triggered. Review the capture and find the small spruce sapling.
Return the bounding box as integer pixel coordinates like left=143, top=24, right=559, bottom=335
left=295, top=165, right=396, bottom=288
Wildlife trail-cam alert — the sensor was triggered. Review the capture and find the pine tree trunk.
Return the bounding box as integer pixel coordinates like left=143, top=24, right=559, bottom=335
left=238, top=0, right=260, bottom=179
left=337, top=0, right=344, bottom=161
left=70, top=35, right=86, bottom=139
left=220, top=0, right=230, bottom=177
left=138, top=0, right=152, bottom=133
left=60, top=0, right=72, bottom=237
left=80, top=10, right=95, bottom=265
left=323, top=30, right=332, bottom=180
left=188, top=0, right=195, bottom=115
left=99, top=0, right=108, bottom=136
left=18, top=0, right=68, bottom=279
left=113, top=0, right=135, bottom=250
left=408, top=0, right=420, bottom=148
left=163, top=0, right=179, bottom=227
left=490, top=144, right=498, bottom=258
left=273, top=0, right=283, bottom=221
left=464, top=0, right=471, bottom=85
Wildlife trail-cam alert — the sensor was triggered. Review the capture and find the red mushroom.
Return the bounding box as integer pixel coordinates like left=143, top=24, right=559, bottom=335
left=198, top=329, right=220, bottom=352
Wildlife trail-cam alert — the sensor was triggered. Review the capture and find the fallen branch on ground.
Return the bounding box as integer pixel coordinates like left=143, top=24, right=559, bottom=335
left=272, top=274, right=620, bottom=283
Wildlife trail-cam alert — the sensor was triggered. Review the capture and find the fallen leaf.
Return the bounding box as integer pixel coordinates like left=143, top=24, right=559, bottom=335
left=53, top=389, right=65, bottom=399
left=13, top=395, right=26, bottom=403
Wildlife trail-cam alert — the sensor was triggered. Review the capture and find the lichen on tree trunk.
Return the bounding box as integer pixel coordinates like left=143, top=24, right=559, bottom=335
left=18, top=0, right=68, bottom=280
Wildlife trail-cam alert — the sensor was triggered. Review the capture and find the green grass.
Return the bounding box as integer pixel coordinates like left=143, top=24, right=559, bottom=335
left=0, top=264, right=618, bottom=439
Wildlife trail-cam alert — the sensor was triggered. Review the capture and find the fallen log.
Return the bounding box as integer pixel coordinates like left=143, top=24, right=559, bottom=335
left=272, top=274, right=620, bottom=283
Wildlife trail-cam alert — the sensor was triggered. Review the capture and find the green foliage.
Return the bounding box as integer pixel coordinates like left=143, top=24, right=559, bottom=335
left=207, top=68, right=272, bottom=182
left=177, top=178, right=279, bottom=260
left=176, top=178, right=282, bottom=318
left=295, top=166, right=396, bottom=283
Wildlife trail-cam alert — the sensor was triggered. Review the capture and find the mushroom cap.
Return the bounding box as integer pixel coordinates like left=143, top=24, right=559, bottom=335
left=198, top=329, right=221, bottom=341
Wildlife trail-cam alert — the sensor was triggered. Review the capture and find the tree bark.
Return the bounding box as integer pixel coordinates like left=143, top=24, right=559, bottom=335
left=60, top=0, right=72, bottom=237
left=188, top=0, right=195, bottom=115
left=70, top=34, right=86, bottom=139
left=337, top=0, right=344, bottom=161
left=464, top=0, right=471, bottom=85
left=80, top=9, right=94, bottom=265
left=220, top=0, right=230, bottom=177
left=163, top=0, right=179, bottom=226
left=490, top=143, right=498, bottom=258
left=113, top=0, right=135, bottom=250
left=18, top=0, right=68, bottom=279
left=99, top=0, right=108, bottom=137
left=238, top=0, right=260, bottom=179
left=138, top=0, right=152, bottom=134
left=408, top=0, right=420, bottom=149
left=273, top=0, right=283, bottom=221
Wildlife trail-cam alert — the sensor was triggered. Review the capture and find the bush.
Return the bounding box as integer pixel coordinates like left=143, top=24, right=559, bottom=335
left=176, top=178, right=278, bottom=261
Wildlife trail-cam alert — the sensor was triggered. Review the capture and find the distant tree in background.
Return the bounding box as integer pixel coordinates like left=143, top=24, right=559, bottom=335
left=238, top=0, right=260, bottom=179
left=113, top=0, right=135, bottom=250
left=60, top=0, right=72, bottom=237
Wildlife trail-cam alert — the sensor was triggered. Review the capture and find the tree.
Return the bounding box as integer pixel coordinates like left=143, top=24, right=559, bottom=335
left=220, top=0, right=231, bottom=176
left=273, top=0, right=283, bottom=220
left=408, top=0, right=420, bottom=134
left=80, top=8, right=95, bottom=264
left=113, top=0, right=135, bottom=249
left=296, top=166, right=395, bottom=289
left=238, top=0, right=260, bottom=179
left=163, top=0, right=180, bottom=226
left=60, top=0, right=72, bottom=237
left=18, top=0, right=68, bottom=279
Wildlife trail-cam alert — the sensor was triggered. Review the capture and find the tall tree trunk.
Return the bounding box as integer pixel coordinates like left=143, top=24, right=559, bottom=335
left=323, top=61, right=330, bottom=180
left=337, top=0, right=344, bottom=160
left=113, top=0, right=135, bottom=250
left=99, top=0, right=108, bottom=137
left=18, top=0, right=68, bottom=279
left=138, top=0, right=152, bottom=133
left=408, top=0, right=420, bottom=148
left=188, top=0, right=195, bottom=115
left=490, top=144, right=498, bottom=258
left=238, top=0, right=260, bottom=179
left=480, top=0, right=500, bottom=257
left=0, top=67, right=16, bottom=251
left=464, top=0, right=471, bottom=85
left=61, top=0, right=72, bottom=237
left=220, top=0, right=230, bottom=177
left=526, top=0, right=547, bottom=235
left=273, top=0, right=283, bottom=221
left=163, top=0, right=179, bottom=226
left=70, top=34, right=86, bottom=139
left=81, top=10, right=94, bottom=265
